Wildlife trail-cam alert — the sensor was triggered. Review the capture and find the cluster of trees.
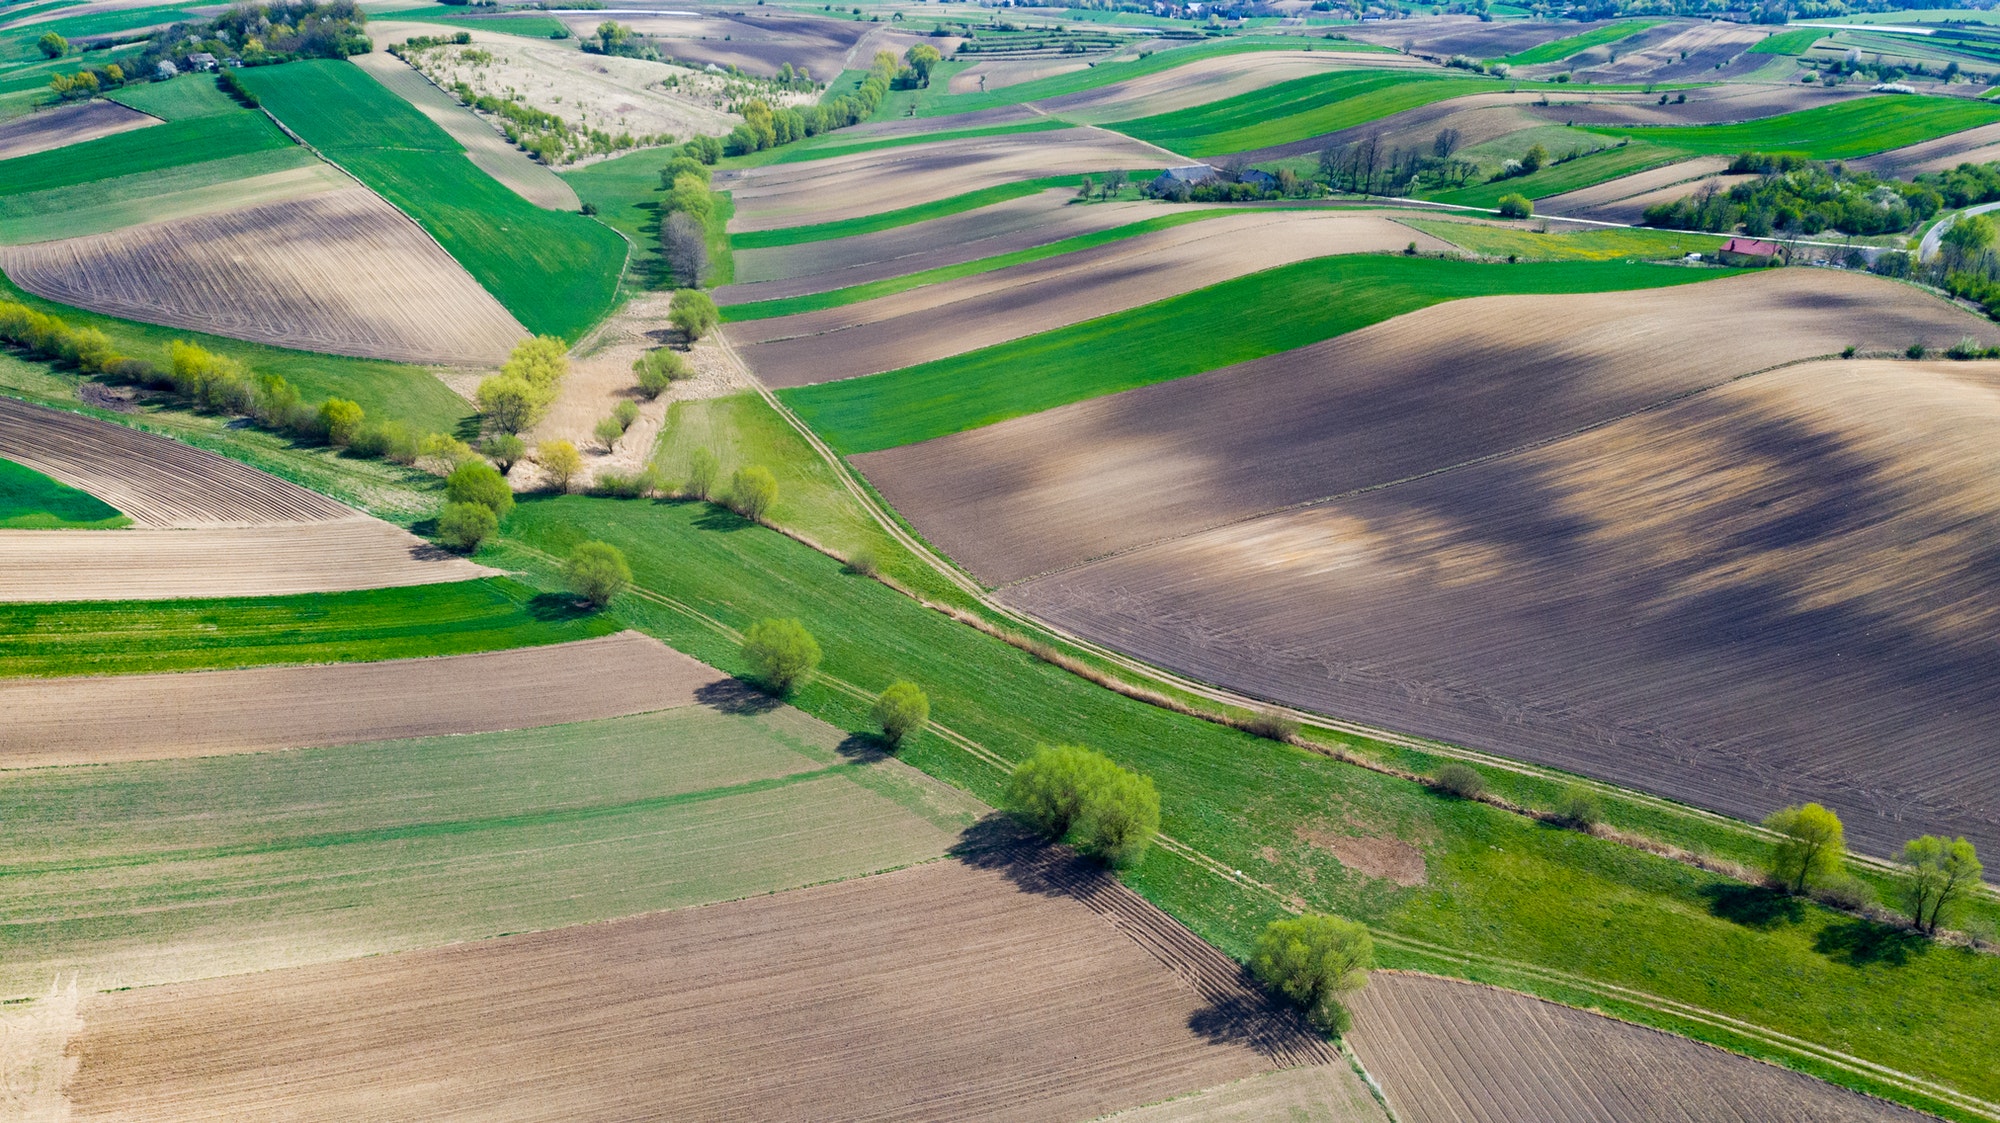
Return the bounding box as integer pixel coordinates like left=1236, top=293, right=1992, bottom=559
left=658, top=154, right=715, bottom=288
left=1319, top=129, right=1479, bottom=196
left=633, top=347, right=692, bottom=398
left=475, top=336, right=569, bottom=434
left=137, top=0, right=369, bottom=75
left=722, top=49, right=898, bottom=157
left=1006, top=744, right=1160, bottom=868
left=1762, top=803, right=1984, bottom=937
left=593, top=400, right=639, bottom=452
left=49, top=63, right=128, bottom=100
left=894, top=43, right=942, bottom=88
left=583, top=20, right=656, bottom=59
left=1146, top=167, right=1312, bottom=203
left=1644, top=152, right=1943, bottom=237
left=443, top=77, right=663, bottom=165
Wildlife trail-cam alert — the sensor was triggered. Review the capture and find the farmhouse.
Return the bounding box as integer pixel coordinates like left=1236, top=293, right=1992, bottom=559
left=1238, top=167, right=1279, bottom=190
left=1150, top=164, right=1218, bottom=192
left=1718, top=236, right=1780, bottom=266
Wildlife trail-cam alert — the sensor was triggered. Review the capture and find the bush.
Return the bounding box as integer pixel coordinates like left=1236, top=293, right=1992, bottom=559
left=1433, top=762, right=1486, bottom=800
left=1497, top=193, right=1533, bottom=220
left=844, top=549, right=879, bottom=577
left=564, top=540, right=632, bottom=607
left=670, top=289, right=720, bottom=340
left=417, top=432, right=476, bottom=476
left=1250, top=913, right=1372, bottom=1035
left=1241, top=709, right=1299, bottom=742
left=435, top=501, right=498, bottom=553
left=1764, top=802, right=1844, bottom=894
left=1005, top=743, right=1160, bottom=867
left=318, top=398, right=364, bottom=447
left=612, top=400, right=640, bottom=430
left=1948, top=336, right=1984, bottom=360
left=445, top=459, right=515, bottom=518
left=741, top=617, right=821, bottom=694
left=481, top=432, right=526, bottom=472
left=727, top=464, right=778, bottom=521
left=589, top=465, right=662, bottom=498
left=350, top=420, right=417, bottom=462
left=594, top=415, right=625, bottom=451
left=1553, top=784, right=1603, bottom=830
left=1901, top=834, right=1981, bottom=934
left=872, top=680, right=930, bottom=747
left=1907, top=341, right=1929, bottom=359
left=685, top=447, right=720, bottom=500
left=539, top=439, right=582, bottom=492
left=634, top=348, right=691, bottom=398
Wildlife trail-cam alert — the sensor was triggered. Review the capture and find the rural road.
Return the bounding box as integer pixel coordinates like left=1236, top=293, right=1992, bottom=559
left=1919, top=199, right=2000, bottom=261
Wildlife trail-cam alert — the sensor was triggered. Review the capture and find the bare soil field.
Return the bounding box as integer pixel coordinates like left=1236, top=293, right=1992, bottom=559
left=1004, top=359, right=2000, bottom=860
left=864, top=269, right=1992, bottom=584
left=1567, top=21, right=1770, bottom=84
left=1342, top=16, right=1609, bottom=58
left=64, top=841, right=1332, bottom=1122
left=1520, top=82, right=1865, bottom=128
left=950, top=56, right=1093, bottom=94
left=734, top=212, right=1453, bottom=386
left=724, top=190, right=1157, bottom=296
left=1, top=162, right=354, bottom=246
left=1537, top=159, right=1754, bottom=222
left=1090, top=1066, right=1389, bottom=1123
left=351, top=46, right=579, bottom=211
left=0, top=186, right=527, bottom=365
left=1349, top=973, right=1929, bottom=1123
left=719, top=127, right=1169, bottom=232
left=559, top=9, right=868, bottom=79
left=1854, top=121, right=2000, bottom=175
left=1035, top=51, right=1434, bottom=125
left=0, top=397, right=352, bottom=526
left=0, top=631, right=719, bottom=767
left=0, top=98, right=156, bottom=162
left=1235, top=91, right=1544, bottom=165
left=0, top=521, right=490, bottom=603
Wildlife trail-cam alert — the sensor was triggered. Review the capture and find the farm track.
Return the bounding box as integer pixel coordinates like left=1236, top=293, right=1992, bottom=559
left=0, top=630, right=714, bottom=766
left=0, top=186, right=527, bottom=366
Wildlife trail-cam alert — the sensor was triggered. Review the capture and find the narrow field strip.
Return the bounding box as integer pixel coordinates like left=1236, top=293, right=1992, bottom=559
left=0, top=110, right=297, bottom=198
left=729, top=174, right=1139, bottom=250
left=763, top=115, right=1073, bottom=165
left=1107, top=70, right=1496, bottom=158
left=1584, top=94, right=2000, bottom=160
left=1495, top=19, right=1668, bottom=66
left=0, top=98, right=157, bottom=162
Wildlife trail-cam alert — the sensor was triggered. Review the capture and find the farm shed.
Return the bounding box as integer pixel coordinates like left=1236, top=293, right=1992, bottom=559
left=1151, top=164, right=1219, bottom=191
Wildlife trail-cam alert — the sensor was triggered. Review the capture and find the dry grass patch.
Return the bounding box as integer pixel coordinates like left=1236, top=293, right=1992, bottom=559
left=0, top=186, right=526, bottom=365
left=1349, top=972, right=1930, bottom=1123
left=0, top=98, right=156, bottom=162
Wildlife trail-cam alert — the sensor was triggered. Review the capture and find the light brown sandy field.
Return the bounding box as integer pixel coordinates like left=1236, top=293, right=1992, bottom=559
left=864, top=268, right=1994, bottom=584
left=719, top=127, right=1169, bottom=231
left=0, top=187, right=526, bottom=365
left=734, top=211, right=1454, bottom=386
left=1349, top=973, right=1928, bottom=1123
left=0, top=631, right=720, bottom=767
left=0, top=521, right=489, bottom=602
left=1002, top=359, right=2000, bottom=860
left=1090, top=1063, right=1390, bottom=1122
left=64, top=843, right=1332, bottom=1122
left=1534, top=155, right=1732, bottom=217
left=0, top=98, right=156, bottom=161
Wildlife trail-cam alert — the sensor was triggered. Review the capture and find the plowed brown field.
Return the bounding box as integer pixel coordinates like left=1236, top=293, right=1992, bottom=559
left=865, top=269, right=1993, bottom=585
left=1569, top=21, right=1773, bottom=85
left=1536, top=156, right=1732, bottom=218
left=66, top=842, right=1334, bottom=1122
left=1092, top=1066, right=1390, bottom=1123
left=1348, top=973, right=1928, bottom=1123
left=0, top=187, right=526, bottom=365
left=1035, top=52, right=1434, bottom=125
left=1854, top=122, right=2000, bottom=176
left=0, top=98, right=157, bottom=161
left=1003, top=359, right=2000, bottom=859
left=734, top=212, right=1453, bottom=386
left=0, top=631, right=720, bottom=767
left=719, top=127, right=1168, bottom=232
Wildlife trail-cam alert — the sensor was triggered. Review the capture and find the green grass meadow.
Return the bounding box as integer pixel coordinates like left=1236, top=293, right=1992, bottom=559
left=0, top=110, right=296, bottom=197
left=783, top=256, right=1734, bottom=454
left=106, top=75, right=239, bottom=119
left=0, top=456, right=127, bottom=528
left=1495, top=19, right=1666, bottom=66
left=1748, top=27, right=1828, bottom=55
left=1428, top=140, right=1687, bottom=208
left=1109, top=70, right=1495, bottom=157
left=236, top=59, right=626, bottom=342
left=1584, top=95, right=2000, bottom=160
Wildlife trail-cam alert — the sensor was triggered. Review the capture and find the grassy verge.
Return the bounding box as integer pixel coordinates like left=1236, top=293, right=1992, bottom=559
left=721, top=208, right=1235, bottom=320
left=783, top=256, right=1733, bottom=454
left=236, top=59, right=626, bottom=343
left=731, top=173, right=1106, bottom=249
left=0, top=578, right=616, bottom=677
left=1583, top=95, right=2000, bottom=160
left=485, top=494, right=2000, bottom=1117
left=0, top=456, right=128, bottom=528
left=1108, top=70, right=1496, bottom=158
left=1402, top=218, right=1726, bottom=260
left=1494, top=19, right=1667, bottom=66
left=1426, top=141, right=1686, bottom=208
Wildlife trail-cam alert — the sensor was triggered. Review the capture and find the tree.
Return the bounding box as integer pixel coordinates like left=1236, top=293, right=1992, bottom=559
left=1902, top=835, right=1981, bottom=935
left=502, top=335, right=569, bottom=391
left=670, top=289, right=720, bottom=339
left=1103, top=168, right=1128, bottom=197
left=445, top=459, right=515, bottom=518
left=539, top=439, right=581, bottom=492
left=417, top=432, right=475, bottom=476
left=1497, top=193, right=1533, bottom=220
left=1432, top=127, right=1461, bottom=158
left=564, top=540, right=631, bottom=607
left=38, top=31, right=67, bottom=58
left=318, top=398, right=364, bottom=447
left=905, top=42, right=941, bottom=85
left=482, top=433, right=525, bottom=473
left=1520, top=143, right=1548, bottom=174
left=1252, top=914, right=1372, bottom=1034
left=728, top=464, right=778, bottom=521
left=741, top=617, right=821, bottom=694
left=1005, top=744, right=1160, bottom=867
left=594, top=415, right=625, bottom=451
left=1764, top=803, right=1845, bottom=894
left=436, top=501, right=497, bottom=553
left=1553, top=784, right=1602, bottom=830
left=475, top=375, right=547, bottom=433
left=613, top=400, right=639, bottom=431
left=662, top=210, right=708, bottom=288
left=872, top=680, right=929, bottom=748
left=634, top=348, right=689, bottom=398
left=685, top=447, right=719, bottom=499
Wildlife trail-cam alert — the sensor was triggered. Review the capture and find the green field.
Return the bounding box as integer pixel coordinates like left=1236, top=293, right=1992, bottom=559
left=1495, top=19, right=1666, bottom=66
left=1748, top=27, right=1827, bottom=55
left=0, top=704, right=981, bottom=995
left=0, top=110, right=296, bottom=197
left=0, top=578, right=614, bottom=676
left=106, top=75, right=239, bottom=120
left=481, top=494, right=2000, bottom=1117
left=0, top=148, right=322, bottom=244
left=0, top=457, right=127, bottom=528
left=730, top=173, right=1118, bottom=250
left=1427, top=141, right=1686, bottom=208
left=236, top=60, right=626, bottom=342
left=783, top=256, right=1733, bottom=454
left=762, top=116, right=1072, bottom=166
left=1584, top=95, right=2000, bottom=159
left=1108, top=70, right=1495, bottom=157
left=1403, top=218, right=1725, bottom=260
left=722, top=209, right=1235, bottom=320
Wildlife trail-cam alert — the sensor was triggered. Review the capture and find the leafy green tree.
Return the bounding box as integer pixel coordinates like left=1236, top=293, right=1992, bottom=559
left=1765, top=803, right=1845, bottom=894
left=666, top=171, right=713, bottom=219
left=1251, top=914, right=1372, bottom=1034
left=872, top=680, right=929, bottom=748
left=502, top=335, right=570, bottom=390
left=634, top=348, right=689, bottom=398
left=594, top=415, right=625, bottom=451
left=1520, top=143, right=1547, bottom=174
left=612, top=400, right=640, bottom=430
left=564, top=540, right=631, bottom=607
left=905, top=43, right=941, bottom=85
left=670, top=290, right=720, bottom=339
left=539, top=439, right=581, bottom=492
left=482, top=433, right=526, bottom=473
left=728, top=464, right=778, bottom=521
left=38, top=31, right=67, bottom=58
left=1005, top=744, right=1160, bottom=867
left=742, top=617, right=821, bottom=694
left=685, top=447, right=720, bottom=500
left=436, top=501, right=497, bottom=553
left=1902, top=835, right=1982, bottom=935
left=475, top=375, right=547, bottom=433
left=1497, top=193, right=1533, bottom=220
left=445, top=459, right=515, bottom=518
left=1554, top=784, right=1602, bottom=830
left=318, top=398, right=364, bottom=447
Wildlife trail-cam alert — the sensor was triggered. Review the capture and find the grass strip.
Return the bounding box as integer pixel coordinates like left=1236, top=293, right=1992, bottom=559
left=1495, top=19, right=1667, bottom=66
left=1402, top=218, right=1725, bottom=261
left=1582, top=95, right=2000, bottom=160
left=1108, top=70, right=1496, bottom=158
left=1748, top=27, right=1827, bottom=55
left=1426, top=140, right=1686, bottom=208
left=732, top=174, right=1105, bottom=249
left=783, top=256, right=1732, bottom=454
left=0, top=456, right=128, bottom=528
left=0, top=577, right=616, bottom=677
left=721, top=208, right=1235, bottom=320
left=762, top=116, right=1072, bottom=166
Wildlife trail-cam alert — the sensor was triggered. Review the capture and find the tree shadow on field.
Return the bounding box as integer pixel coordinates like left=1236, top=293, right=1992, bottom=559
left=525, top=592, right=595, bottom=621
left=693, top=505, right=754, bottom=533
left=1701, top=883, right=1804, bottom=930
left=835, top=732, right=890, bottom=763
left=947, top=815, right=1080, bottom=899
left=1816, top=917, right=1928, bottom=968
left=695, top=676, right=782, bottom=715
